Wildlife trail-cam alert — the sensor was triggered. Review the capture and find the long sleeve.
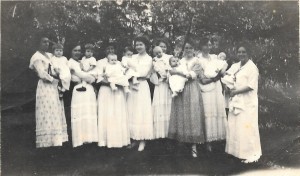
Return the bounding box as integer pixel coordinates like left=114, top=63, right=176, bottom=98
left=33, top=60, right=54, bottom=82
left=135, top=55, right=153, bottom=77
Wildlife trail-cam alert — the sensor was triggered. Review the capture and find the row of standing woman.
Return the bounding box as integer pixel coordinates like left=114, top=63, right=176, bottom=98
left=30, top=36, right=261, bottom=163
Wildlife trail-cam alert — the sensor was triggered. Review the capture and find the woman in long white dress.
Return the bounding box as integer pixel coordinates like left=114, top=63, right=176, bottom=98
left=69, top=45, right=98, bottom=147
left=152, top=39, right=173, bottom=139
left=29, top=37, right=68, bottom=148
left=127, top=36, right=154, bottom=151
left=97, top=51, right=131, bottom=148
left=198, top=38, right=227, bottom=151
left=225, top=45, right=261, bottom=163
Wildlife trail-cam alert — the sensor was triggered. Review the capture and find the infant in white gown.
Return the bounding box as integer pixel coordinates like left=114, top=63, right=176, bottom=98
left=221, top=63, right=245, bottom=115
left=168, top=57, right=190, bottom=97
left=103, top=54, right=130, bottom=93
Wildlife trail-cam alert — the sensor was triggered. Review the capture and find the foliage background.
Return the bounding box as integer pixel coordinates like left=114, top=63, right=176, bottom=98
left=1, top=0, right=299, bottom=127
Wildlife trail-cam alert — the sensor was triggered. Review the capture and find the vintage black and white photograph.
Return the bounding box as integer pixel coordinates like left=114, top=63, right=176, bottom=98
left=1, top=0, right=299, bottom=175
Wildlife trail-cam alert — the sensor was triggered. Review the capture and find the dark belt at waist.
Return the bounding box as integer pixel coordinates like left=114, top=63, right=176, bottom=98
left=100, top=82, right=110, bottom=87
left=100, top=82, right=124, bottom=88
left=137, top=77, right=148, bottom=81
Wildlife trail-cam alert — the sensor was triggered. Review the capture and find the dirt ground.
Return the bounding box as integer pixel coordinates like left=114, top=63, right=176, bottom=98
left=1, top=96, right=300, bottom=176
left=1, top=106, right=300, bottom=176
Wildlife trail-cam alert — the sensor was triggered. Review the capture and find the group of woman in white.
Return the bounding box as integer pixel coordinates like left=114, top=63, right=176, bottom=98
left=29, top=35, right=261, bottom=163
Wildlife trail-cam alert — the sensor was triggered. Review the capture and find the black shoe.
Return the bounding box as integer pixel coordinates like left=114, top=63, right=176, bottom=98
left=76, top=86, right=86, bottom=92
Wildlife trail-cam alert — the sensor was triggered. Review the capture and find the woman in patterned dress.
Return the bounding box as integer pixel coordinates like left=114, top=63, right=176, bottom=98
left=168, top=39, right=206, bottom=158
left=225, top=45, right=261, bottom=163
left=29, top=37, right=68, bottom=148
left=68, top=44, right=98, bottom=147
left=152, top=39, right=173, bottom=139
left=198, top=38, right=227, bottom=152
left=127, top=36, right=154, bottom=151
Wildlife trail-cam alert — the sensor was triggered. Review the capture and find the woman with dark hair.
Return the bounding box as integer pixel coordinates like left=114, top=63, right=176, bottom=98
left=68, top=44, right=98, bottom=147
left=152, top=39, right=173, bottom=139
left=154, top=38, right=170, bottom=54
left=29, top=37, right=68, bottom=148
left=225, top=44, right=261, bottom=163
left=198, top=37, right=227, bottom=152
left=96, top=43, right=131, bottom=148
left=168, top=39, right=206, bottom=157
left=127, top=36, right=154, bottom=151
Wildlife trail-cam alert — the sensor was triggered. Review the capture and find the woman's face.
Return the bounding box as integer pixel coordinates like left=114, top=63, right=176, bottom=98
left=201, top=40, right=212, bottom=54
left=237, top=47, right=249, bottom=64
left=135, top=41, right=146, bottom=54
left=106, top=46, right=115, bottom=55
left=39, top=37, right=49, bottom=52
left=158, top=42, right=167, bottom=54
left=72, top=45, right=82, bottom=60
left=184, top=43, right=194, bottom=58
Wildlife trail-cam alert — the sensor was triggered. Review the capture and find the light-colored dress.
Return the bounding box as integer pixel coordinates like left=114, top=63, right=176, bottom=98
left=29, top=51, right=68, bottom=148
left=152, top=53, right=173, bottom=139
left=226, top=60, right=262, bottom=159
left=198, top=53, right=227, bottom=142
left=68, top=58, right=98, bottom=147
left=50, top=56, right=71, bottom=90
left=168, top=57, right=206, bottom=144
left=225, top=60, right=262, bottom=160
left=127, top=53, right=154, bottom=140
left=97, top=58, right=131, bottom=148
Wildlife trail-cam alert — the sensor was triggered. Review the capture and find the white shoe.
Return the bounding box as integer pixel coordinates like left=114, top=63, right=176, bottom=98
left=242, top=156, right=260, bottom=163
left=138, top=141, right=145, bottom=152
left=192, top=145, right=197, bottom=158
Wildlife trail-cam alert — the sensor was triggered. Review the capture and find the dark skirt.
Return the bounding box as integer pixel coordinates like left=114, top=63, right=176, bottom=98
left=168, top=79, right=206, bottom=143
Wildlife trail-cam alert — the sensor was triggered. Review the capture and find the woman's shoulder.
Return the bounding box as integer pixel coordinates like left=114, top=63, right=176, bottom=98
left=247, top=60, right=259, bottom=73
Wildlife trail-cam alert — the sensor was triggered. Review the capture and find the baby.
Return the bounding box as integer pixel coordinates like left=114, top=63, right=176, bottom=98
left=152, top=46, right=169, bottom=83
left=50, top=43, right=71, bottom=98
left=168, top=57, right=190, bottom=97
left=221, top=67, right=245, bottom=115
left=121, top=46, right=139, bottom=90
left=203, top=52, right=227, bottom=79
left=104, top=53, right=130, bottom=93
left=218, top=52, right=226, bottom=60
left=77, top=43, right=97, bottom=91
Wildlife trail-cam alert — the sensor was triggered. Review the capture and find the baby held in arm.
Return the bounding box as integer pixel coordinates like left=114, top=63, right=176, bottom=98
left=168, top=57, right=191, bottom=97
left=102, top=53, right=131, bottom=93
left=204, top=52, right=228, bottom=79
left=50, top=43, right=71, bottom=99
left=77, top=43, right=97, bottom=92
left=121, top=46, right=140, bottom=90
left=221, top=66, right=245, bottom=115
left=153, top=46, right=169, bottom=83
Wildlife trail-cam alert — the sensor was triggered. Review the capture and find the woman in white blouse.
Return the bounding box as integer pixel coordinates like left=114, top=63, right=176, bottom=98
left=225, top=44, right=261, bottom=163
left=68, top=44, right=98, bottom=147
left=198, top=38, right=227, bottom=152
left=127, top=36, right=154, bottom=151
left=29, top=37, right=68, bottom=148
left=96, top=45, right=131, bottom=148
